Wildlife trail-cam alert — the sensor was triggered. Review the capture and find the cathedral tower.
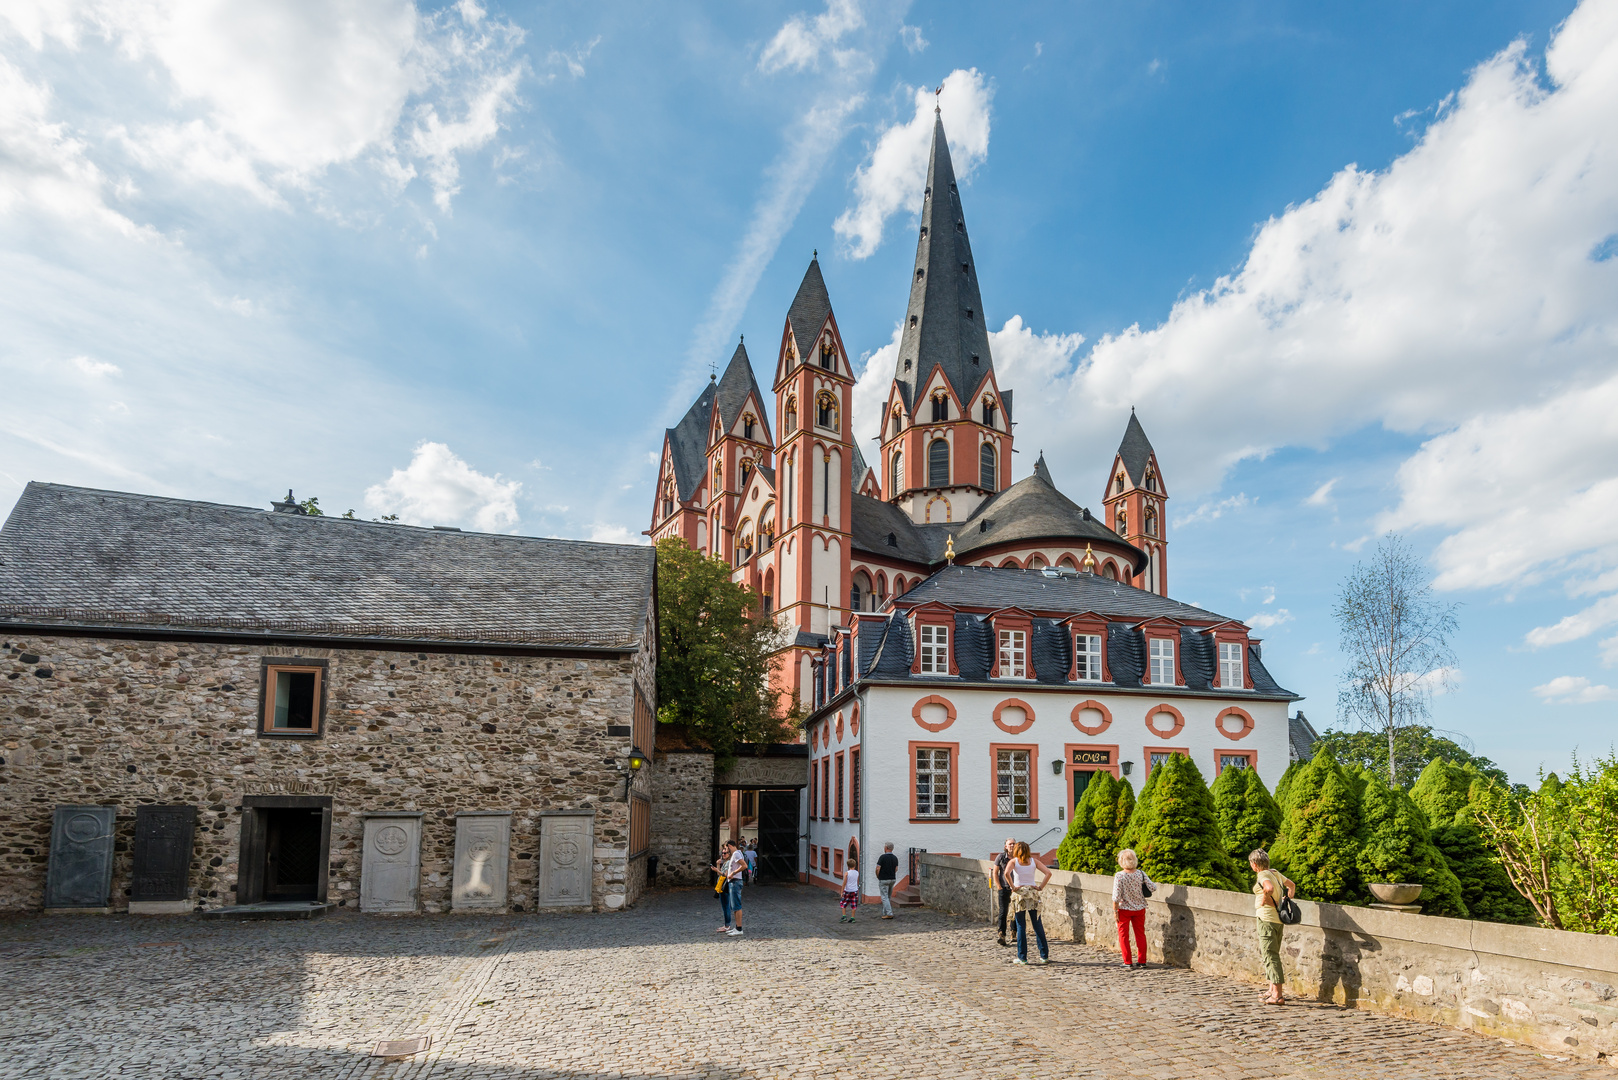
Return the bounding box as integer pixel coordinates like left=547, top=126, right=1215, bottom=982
left=879, top=108, right=1012, bottom=526
left=1103, top=411, right=1168, bottom=595
left=703, top=342, right=773, bottom=567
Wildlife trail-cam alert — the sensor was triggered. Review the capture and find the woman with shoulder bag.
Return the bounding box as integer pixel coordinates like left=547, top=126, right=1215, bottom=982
left=1249, top=848, right=1297, bottom=1004
left=712, top=841, right=735, bottom=933
left=1005, top=841, right=1051, bottom=966
left=1111, top=848, right=1157, bottom=969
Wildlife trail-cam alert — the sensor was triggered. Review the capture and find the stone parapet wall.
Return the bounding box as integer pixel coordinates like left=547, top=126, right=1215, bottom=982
left=1, top=634, right=656, bottom=913
left=650, top=749, right=713, bottom=885
left=919, top=854, right=1618, bottom=1067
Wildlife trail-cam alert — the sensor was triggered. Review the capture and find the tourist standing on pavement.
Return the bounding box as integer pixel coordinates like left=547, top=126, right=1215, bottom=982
left=839, top=861, right=860, bottom=921
left=1250, top=849, right=1295, bottom=1004
left=725, top=840, right=747, bottom=935
left=992, top=837, right=1015, bottom=946
left=875, top=843, right=899, bottom=919
left=743, top=839, right=758, bottom=883
left=1111, top=848, right=1157, bottom=968
left=1005, top=841, right=1051, bottom=966
left=712, top=841, right=735, bottom=933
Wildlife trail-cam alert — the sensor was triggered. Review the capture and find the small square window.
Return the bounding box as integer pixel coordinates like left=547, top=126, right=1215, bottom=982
left=260, top=660, right=326, bottom=736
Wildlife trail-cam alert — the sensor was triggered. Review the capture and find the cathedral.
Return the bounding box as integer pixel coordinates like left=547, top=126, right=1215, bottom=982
left=651, top=110, right=1173, bottom=707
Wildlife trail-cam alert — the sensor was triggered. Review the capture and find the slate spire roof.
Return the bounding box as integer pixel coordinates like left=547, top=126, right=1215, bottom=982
left=713, top=340, right=765, bottom=436
left=664, top=377, right=717, bottom=501
left=786, top=255, right=833, bottom=358
left=893, top=111, right=994, bottom=411
left=1116, top=410, right=1157, bottom=485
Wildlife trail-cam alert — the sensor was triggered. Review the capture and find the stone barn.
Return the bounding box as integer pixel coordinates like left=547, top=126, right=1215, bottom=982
left=0, top=482, right=659, bottom=915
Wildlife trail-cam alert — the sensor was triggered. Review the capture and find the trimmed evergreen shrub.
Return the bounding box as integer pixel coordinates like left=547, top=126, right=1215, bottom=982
left=1273, top=759, right=1302, bottom=817
left=1118, top=758, right=1162, bottom=855
left=1411, top=759, right=1536, bottom=924
left=1358, top=773, right=1469, bottom=918
left=1129, top=753, right=1244, bottom=890
left=1056, top=771, right=1136, bottom=874
left=1211, top=764, right=1282, bottom=864
left=1271, top=748, right=1363, bottom=902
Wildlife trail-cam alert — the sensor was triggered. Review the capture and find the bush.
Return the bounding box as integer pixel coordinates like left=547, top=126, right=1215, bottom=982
left=1410, top=759, right=1535, bottom=924
left=1118, top=758, right=1162, bottom=855
left=1211, top=764, right=1283, bottom=864
left=1125, top=753, right=1243, bottom=890
left=1273, top=759, right=1302, bottom=817
left=1056, top=771, right=1136, bottom=874
left=1357, top=774, right=1468, bottom=917
left=1271, top=748, right=1363, bottom=902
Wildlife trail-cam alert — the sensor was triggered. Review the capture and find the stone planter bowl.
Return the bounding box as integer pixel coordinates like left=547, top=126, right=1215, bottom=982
left=1368, top=883, right=1423, bottom=905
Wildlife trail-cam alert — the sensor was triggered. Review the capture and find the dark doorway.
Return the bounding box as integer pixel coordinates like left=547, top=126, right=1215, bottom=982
left=264, top=809, right=324, bottom=900
left=1073, top=770, right=1095, bottom=805
left=755, top=790, right=799, bottom=882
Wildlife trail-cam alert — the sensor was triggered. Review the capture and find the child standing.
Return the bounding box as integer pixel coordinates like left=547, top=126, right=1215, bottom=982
left=839, top=863, right=860, bottom=922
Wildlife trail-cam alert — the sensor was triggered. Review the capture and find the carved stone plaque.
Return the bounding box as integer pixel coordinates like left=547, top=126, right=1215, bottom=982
left=44, top=805, right=116, bottom=909
left=131, top=805, right=196, bottom=903
left=452, top=812, right=511, bottom=912
left=361, top=812, right=423, bottom=914
left=536, top=812, right=593, bottom=909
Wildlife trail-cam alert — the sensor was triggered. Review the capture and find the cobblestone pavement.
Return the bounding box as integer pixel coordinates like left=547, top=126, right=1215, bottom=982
left=0, top=885, right=1596, bottom=1080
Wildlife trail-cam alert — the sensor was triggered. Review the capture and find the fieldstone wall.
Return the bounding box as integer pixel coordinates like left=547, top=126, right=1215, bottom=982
left=0, top=633, right=658, bottom=914
left=920, top=854, right=1618, bottom=1067
left=650, top=749, right=713, bottom=885
left=715, top=753, right=807, bottom=789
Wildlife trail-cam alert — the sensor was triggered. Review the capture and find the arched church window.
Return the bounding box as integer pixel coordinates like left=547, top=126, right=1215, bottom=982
left=784, top=397, right=798, bottom=434
left=740, top=459, right=753, bottom=487
left=850, top=583, right=862, bottom=612
left=817, top=392, right=838, bottom=430
left=1145, top=469, right=1157, bottom=492
left=1116, top=506, right=1127, bottom=535
left=931, top=392, right=948, bottom=423
left=1145, top=504, right=1157, bottom=537
left=1115, top=473, right=1125, bottom=494
left=891, top=409, right=903, bottom=437
left=662, top=480, right=674, bottom=519
left=1103, top=562, right=1118, bottom=580
left=891, top=450, right=904, bottom=495
left=820, top=339, right=835, bottom=370
left=743, top=413, right=756, bottom=440
left=979, top=442, right=997, bottom=491
left=928, top=439, right=950, bottom=487
left=713, top=462, right=722, bottom=494
left=982, top=397, right=997, bottom=428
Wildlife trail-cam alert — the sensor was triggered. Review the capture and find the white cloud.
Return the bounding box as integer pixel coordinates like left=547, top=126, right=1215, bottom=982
left=1247, top=608, right=1293, bottom=631
left=69, top=355, right=120, bottom=378
left=1174, top=492, right=1250, bottom=528
left=545, top=35, right=601, bottom=80
left=759, top=0, right=865, bottom=74
left=899, top=25, right=926, bottom=54
left=364, top=441, right=520, bottom=532
left=1532, top=674, right=1618, bottom=704
left=588, top=522, right=648, bottom=546
left=1601, top=634, right=1618, bottom=667
left=1525, top=594, right=1618, bottom=649
left=1305, top=478, right=1338, bottom=506
left=835, top=67, right=993, bottom=259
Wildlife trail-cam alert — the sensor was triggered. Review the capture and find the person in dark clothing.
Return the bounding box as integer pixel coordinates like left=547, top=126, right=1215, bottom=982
left=876, top=843, right=900, bottom=918
left=993, top=837, right=1015, bottom=946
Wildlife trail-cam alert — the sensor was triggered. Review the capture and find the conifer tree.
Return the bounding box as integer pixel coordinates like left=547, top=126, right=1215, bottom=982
left=1056, top=772, right=1136, bottom=874
left=1273, top=760, right=1302, bottom=817
left=1129, top=753, right=1244, bottom=890
left=1271, top=749, right=1363, bottom=902
left=1211, top=764, right=1282, bottom=864
left=1358, top=773, right=1469, bottom=917
left=1411, top=759, right=1536, bottom=924
left=1118, top=759, right=1162, bottom=855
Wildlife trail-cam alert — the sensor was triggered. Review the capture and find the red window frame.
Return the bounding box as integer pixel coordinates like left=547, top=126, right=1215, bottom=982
left=909, top=740, right=960, bottom=823
left=989, top=742, right=1039, bottom=823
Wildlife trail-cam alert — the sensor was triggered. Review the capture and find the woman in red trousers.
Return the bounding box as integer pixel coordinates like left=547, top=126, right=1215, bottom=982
left=1111, top=848, right=1157, bottom=968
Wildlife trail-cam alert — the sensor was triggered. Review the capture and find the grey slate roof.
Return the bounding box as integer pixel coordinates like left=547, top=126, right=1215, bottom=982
left=786, top=257, right=834, bottom=359
left=1117, top=411, right=1157, bottom=485
left=849, top=494, right=938, bottom=563
left=949, top=464, right=1145, bottom=569
left=1288, top=711, right=1320, bottom=762
left=893, top=113, right=995, bottom=411
left=897, top=564, right=1233, bottom=623
left=850, top=442, right=872, bottom=493
left=666, top=378, right=717, bottom=501
left=0, top=483, right=655, bottom=649
left=714, top=342, right=766, bottom=437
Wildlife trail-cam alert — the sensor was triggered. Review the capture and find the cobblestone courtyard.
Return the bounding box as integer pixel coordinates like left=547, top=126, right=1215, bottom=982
left=0, top=885, right=1596, bottom=1080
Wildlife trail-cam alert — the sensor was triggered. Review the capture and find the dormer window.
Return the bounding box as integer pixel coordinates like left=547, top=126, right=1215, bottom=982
left=1149, top=638, right=1176, bottom=685
left=997, top=629, right=1027, bottom=678
left=1075, top=634, right=1103, bottom=680
left=918, top=623, right=949, bottom=673
left=1219, top=642, right=1245, bottom=688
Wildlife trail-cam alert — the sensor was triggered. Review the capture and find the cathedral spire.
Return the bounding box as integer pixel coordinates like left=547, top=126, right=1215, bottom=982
left=893, top=113, right=994, bottom=410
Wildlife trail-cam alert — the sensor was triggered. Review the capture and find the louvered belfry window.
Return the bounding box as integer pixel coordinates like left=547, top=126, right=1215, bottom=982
left=979, top=443, right=996, bottom=491
left=928, top=439, right=949, bottom=486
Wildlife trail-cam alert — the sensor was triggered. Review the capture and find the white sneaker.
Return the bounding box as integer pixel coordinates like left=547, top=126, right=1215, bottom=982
left=727, top=928, right=743, bottom=936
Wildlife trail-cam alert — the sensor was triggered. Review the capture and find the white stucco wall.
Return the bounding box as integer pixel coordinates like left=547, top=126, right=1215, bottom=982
left=806, top=683, right=1289, bottom=900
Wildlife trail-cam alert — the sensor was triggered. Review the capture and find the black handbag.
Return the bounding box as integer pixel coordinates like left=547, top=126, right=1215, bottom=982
left=1138, top=870, right=1153, bottom=898
left=1274, top=877, right=1301, bottom=925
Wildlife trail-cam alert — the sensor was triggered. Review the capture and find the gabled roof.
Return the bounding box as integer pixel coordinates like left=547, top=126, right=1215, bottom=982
left=786, top=256, right=833, bottom=362
left=713, top=342, right=766, bottom=436
left=1116, top=410, right=1157, bottom=486
left=893, top=112, right=995, bottom=410
left=0, top=483, right=656, bottom=649
left=666, top=378, right=718, bottom=501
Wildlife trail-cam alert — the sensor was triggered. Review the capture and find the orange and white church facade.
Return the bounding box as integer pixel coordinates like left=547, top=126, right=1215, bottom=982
left=650, top=112, right=1299, bottom=896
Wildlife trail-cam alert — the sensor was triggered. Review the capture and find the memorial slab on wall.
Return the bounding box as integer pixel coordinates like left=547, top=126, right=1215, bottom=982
left=537, top=811, right=594, bottom=909
left=361, top=812, right=424, bottom=914
left=44, top=805, right=116, bottom=910
left=130, top=804, right=197, bottom=914
left=451, top=812, right=511, bottom=912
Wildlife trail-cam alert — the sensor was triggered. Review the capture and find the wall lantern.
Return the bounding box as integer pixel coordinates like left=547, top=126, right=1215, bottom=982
left=621, top=747, right=649, bottom=801
left=1050, top=758, right=1065, bottom=776
left=1121, top=760, right=1134, bottom=777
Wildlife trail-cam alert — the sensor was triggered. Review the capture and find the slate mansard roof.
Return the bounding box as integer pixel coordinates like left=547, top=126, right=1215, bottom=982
left=815, top=566, right=1297, bottom=711
left=0, top=483, right=656, bottom=651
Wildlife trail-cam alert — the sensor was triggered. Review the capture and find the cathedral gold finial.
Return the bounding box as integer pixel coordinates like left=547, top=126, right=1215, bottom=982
left=945, top=534, right=955, bottom=564
left=1082, top=544, right=1097, bottom=573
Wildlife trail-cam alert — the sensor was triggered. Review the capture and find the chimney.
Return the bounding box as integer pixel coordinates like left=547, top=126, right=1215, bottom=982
left=272, top=489, right=305, bottom=515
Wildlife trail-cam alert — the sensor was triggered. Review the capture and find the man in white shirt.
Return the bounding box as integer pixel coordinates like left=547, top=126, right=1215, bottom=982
left=725, top=844, right=747, bottom=935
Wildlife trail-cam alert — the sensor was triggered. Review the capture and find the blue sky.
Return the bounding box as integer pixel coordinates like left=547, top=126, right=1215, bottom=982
left=3, top=0, right=1616, bottom=782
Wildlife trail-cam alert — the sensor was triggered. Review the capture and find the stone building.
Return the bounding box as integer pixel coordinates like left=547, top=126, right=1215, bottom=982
left=0, top=482, right=658, bottom=915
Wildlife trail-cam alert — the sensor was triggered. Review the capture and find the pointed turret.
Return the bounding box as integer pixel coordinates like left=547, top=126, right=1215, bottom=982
left=1103, top=411, right=1169, bottom=596
left=1033, top=452, right=1054, bottom=487
left=786, top=255, right=832, bottom=367
left=1116, top=410, right=1157, bottom=486
left=713, top=341, right=768, bottom=440
left=893, top=112, right=995, bottom=409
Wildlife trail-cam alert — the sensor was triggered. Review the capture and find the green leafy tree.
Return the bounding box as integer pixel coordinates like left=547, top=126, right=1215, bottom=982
left=1357, top=774, right=1468, bottom=917
left=1057, top=772, right=1136, bottom=874
left=1316, top=725, right=1508, bottom=789
left=1410, top=759, right=1535, bottom=924
left=299, top=496, right=323, bottom=516
left=1271, top=749, right=1363, bottom=902
left=1211, top=765, right=1282, bottom=865
left=1473, top=754, right=1618, bottom=934
left=654, top=538, right=791, bottom=766
left=1127, top=754, right=1243, bottom=890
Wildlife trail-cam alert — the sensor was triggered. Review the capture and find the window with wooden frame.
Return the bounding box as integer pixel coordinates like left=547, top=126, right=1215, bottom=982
left=821, top=758, right=832, bottom=820
left=995, top=748, right=1032, bottom=819
left=1217, top=751, right=1254, bottom=775
left=259, top=659, right=327, bottom=736
left=1074, top=633, right=1103, bottom=681
left=810, top=758, right=820, bottom=818
left=629, top=796, right=651, bottom=857
left=849, top=747, right=861, bottom=821
left=997, top=628, right=1027, bottom=678
left=632, top=684, right=654, bottom=754
left=834, top=752, right=845, bottom=820
left=1148, top=637, right=1176, bottom=685
left=914, top=744, right=954, bottom=819
left=1219, top=641, right=1245, bottom=689
left=918, top=622, right=950, bottom=673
